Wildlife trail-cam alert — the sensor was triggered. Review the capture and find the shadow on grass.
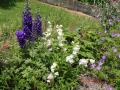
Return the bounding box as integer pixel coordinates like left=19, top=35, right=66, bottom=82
left=0, top=0, right=24, bottom=9
left=0, top=0, right=16, bottom=9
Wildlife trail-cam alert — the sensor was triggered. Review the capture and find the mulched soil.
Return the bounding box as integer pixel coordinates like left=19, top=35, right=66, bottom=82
left=0, top=41, right=10, bottom=52
left=75, top=74, right=114, bottom=90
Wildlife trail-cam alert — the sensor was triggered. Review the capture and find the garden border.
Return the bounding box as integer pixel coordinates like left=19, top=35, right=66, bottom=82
left=39, top=0, right=99, bottom=17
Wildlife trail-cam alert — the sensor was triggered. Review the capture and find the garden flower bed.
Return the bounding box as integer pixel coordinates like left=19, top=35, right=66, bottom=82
left=0, top=0, right=120, bottom=90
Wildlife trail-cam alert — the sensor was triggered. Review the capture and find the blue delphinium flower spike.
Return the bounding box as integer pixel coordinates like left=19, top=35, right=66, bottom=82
left=22, top=0, right=32, bottom=31
left=32, top=12, right=42, bottom=38
left=22, top=0, right=33, bottom=41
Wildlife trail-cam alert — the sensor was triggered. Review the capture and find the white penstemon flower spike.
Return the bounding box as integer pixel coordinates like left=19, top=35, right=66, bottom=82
left=72, top=45, right=80, bottom=55
left=51, top=62, right=57, bottom=73
left=44, top=21, right=52, bottom=39
left=56, top=25, right=63, bottom=36
left=66, top=54, right=74, bottom=64
left=66, top=44, right=80, bottom=64
left=56, top=25, right=64, bottom=47
left=46, top=39, right=52, bottom=47
left=44, top=21, right=53, bottom=50
left=47, top=62, right=59, bottom=83
left=46, top=21, right=52, bottom=35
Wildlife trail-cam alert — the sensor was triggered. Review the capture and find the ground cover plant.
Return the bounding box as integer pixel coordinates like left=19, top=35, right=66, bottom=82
left=0, top=0, right=120, bottom=90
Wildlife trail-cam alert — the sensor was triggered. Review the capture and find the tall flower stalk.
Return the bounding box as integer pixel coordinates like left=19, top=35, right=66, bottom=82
left=47, top=62, right=59, bottom=83
left=22, top=0, right=32, bottom=40
left=22, top=0, right=32, bottom=31
left=32, top=12, right=42, bottom=40
left=56, top=25, right=64, bottom=48
left=44, top=21, right=52, bottom=50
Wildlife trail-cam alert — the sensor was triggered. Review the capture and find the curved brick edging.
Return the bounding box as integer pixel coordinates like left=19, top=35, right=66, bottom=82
left=39, top=0, right=99, bottom=17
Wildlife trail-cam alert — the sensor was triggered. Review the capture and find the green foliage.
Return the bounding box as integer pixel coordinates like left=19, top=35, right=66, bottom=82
left=96, top=0, right=120, bottom=33
left=0, top=29, right=83, bottom=89
left=78, top=0, right=104, bottom=5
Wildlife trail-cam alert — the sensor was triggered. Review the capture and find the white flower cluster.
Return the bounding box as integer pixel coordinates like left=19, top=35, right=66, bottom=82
left=44, top=21, right=52, bottom=51
left=56, top=25, right=64, bottom=47
left=79, top=59, right=95, bottom=67
left=50, top=62, right=57, bottom=73
left=72, top=45, right=80, bottom=55
left=47, top=62, right=59, bottom=83
left=66, top=44, right=80, bottom=64
left=45, top=21, right=52, bottom=38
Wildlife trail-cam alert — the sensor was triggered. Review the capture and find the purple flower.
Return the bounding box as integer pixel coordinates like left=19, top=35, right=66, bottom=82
left=91, top=64, right=96, bottom=68
left=16, top=0, right=36, bottom=48
left=117, top=18, right=120, bottom=22
left=96, top=60, right=104, bottom=70
left=112, top=33, right=120, bottom=37
left=98, top=61, right=103, bottom=66
left=118, top=54, right=120, bottom=58
left=111, top=15, right=116, bottom=19
left=22, top=6, right=32, bottom=31
left=107, top=86, right=113, bottom=90
left=102, top=55, right=106, bottom=61
left=32, top=12, right=42, bottom=37
left=16, top=30, right=26, bottom=48
left=94, top=55, right=107, bottom=70
left=111, top=33, right=116, bottom=37
left=96, top=65, right=102, bottom=70
left=117, top=34, right=120, bottom=37
left=23, top=25, right=32, bottom=40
